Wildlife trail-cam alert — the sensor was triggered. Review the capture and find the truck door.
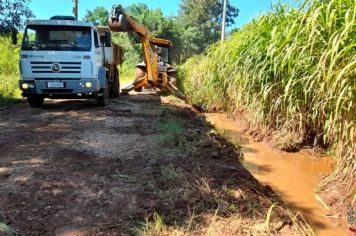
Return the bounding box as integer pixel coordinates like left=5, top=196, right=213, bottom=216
left=93, top=29, right=103, bottom=77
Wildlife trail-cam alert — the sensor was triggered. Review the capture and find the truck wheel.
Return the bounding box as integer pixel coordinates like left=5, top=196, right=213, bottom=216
left=27, top=96, right=44, bottom=108
left=134, top=67, right=145, bottom=92
left=111, top=68, right=120, bottom=98
left=97, top=80, right=109, bottom=107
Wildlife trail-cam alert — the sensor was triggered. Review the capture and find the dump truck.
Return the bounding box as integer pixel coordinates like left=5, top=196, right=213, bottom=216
left=108, top=5, right=185, bottom=99
left=18, top=16, right=122, bottom=107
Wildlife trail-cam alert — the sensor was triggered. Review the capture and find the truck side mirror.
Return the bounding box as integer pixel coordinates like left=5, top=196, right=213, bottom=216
left=11, top=28, right=18, bottom=45
left=105, top=32, right=112, bottom=47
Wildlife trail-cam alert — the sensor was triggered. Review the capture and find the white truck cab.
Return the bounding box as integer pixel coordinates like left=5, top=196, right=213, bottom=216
left=19, top=16, right=122, bottom=107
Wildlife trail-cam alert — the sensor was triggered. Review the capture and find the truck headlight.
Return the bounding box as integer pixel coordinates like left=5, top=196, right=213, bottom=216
left=85, top=82, right=93, bottom=88
left=21, top=83, right=29, bottom=90
left=20, top=81, right=35, bottom=90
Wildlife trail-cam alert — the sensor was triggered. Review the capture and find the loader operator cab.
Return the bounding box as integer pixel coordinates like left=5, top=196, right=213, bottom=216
left=154, top=45, right=170, bottom=65
left=152, top=38, right=172, bottom=66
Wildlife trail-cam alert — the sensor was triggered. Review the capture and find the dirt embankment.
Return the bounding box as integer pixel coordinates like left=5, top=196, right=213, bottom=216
left=0, top=94, right=311, bottom=235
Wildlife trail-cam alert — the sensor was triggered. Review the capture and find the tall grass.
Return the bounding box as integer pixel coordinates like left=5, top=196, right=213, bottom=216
left=119, top=62, right=136, bottom=85
left=0, top=36, right=21, bottom=102
left=180, top=0, right=355, bottom=194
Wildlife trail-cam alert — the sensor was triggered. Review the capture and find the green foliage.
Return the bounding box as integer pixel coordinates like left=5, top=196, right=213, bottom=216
left=111, top=32, right=140, bottom=83
left=180, top=0, right=356, bottom=190
left=0, top=74, right=20, bottom=102
left=0, top=221, right=17, bottom=236
left=0, top=36, right=20, bottom=102
left=124, top=3, right=187, bottom=63
left=0, top=37, right=19, bottom=74
left=112, top=32, right=141, bottom=65
left=125, top=3, right=166, bottom=34
left=83, top=6, right=109, bottom=26
left=179, top=0, right=239, bottom=51
left=119, top=63, right=135, bottom=84
left=0, top=0, right=33, bottom=34
left=137, top=213, right=166, bottom=236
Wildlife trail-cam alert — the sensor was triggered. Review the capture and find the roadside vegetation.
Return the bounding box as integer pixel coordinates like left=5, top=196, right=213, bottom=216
left=179, top=0, right=355, bottom=209
left=0, top=36, right=21, bottom=103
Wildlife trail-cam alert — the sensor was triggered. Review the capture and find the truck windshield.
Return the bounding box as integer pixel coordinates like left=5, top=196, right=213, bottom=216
left=22, top=25, right=92, bottom=51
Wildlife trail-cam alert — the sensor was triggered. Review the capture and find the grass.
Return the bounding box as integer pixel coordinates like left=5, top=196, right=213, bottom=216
left=0, top=74, right=21, bottom=104
left=119, top=63, right=136, bottom=86
left=155, top=119, right=184, bottom=134
left=0, top=221, right=17, bottom=236
left=0, top=36, right=21, bottom=104
left=151, top=118, right=187, bottom=151
left=179, top=0, right=355, bottom=197
left=137, top=213, right=167, bottom=236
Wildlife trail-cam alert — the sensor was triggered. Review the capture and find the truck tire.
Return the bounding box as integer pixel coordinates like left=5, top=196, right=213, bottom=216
left=134, top=67, right=145, bottom=92
left=27, top=96, right=44, bottom=108
left=97, top=79, right=109, bottom=107
left=111, top=68, right=120, bottom=98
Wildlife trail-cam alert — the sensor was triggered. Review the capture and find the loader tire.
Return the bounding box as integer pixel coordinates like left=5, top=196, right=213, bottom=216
left=134, top=87, right=143, bottom=92
left=134, top=67, right=145, bottom=92
left=135, top=67, right=145, bottom=79
left=168, top=71, right=177, bottom=86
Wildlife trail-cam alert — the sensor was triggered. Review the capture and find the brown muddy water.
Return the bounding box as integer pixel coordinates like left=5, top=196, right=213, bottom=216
left=205, top=113, right=348, bottom=236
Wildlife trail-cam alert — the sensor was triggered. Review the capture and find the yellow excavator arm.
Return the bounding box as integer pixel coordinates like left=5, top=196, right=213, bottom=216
left=108, top=5, right=185, bottom=99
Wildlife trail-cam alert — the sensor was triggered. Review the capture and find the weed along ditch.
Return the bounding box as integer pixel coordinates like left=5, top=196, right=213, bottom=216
left=205, top=113, right=348, bottom=236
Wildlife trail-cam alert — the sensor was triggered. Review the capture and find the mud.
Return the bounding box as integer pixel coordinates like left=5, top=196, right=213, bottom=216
left=205, top=113, right=349, bottom=236
left=0, top=93, right=307, bottom=235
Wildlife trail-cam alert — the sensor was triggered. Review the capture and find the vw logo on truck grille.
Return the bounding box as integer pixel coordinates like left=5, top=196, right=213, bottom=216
left=51, top=63, right=61, bottom=73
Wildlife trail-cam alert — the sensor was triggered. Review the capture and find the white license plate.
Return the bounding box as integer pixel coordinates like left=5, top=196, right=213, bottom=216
left=47, top=82, right=64, bottom=88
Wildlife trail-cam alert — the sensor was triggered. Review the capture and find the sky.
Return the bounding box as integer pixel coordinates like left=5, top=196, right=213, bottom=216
left=28, top=0, right=295, bottom=29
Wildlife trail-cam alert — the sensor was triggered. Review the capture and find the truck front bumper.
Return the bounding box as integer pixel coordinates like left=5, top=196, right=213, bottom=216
left=20, top=78, right=101, bottom=97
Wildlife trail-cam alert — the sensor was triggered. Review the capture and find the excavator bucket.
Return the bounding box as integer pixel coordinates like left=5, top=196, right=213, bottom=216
left=108, top=5, right=129, bottom=32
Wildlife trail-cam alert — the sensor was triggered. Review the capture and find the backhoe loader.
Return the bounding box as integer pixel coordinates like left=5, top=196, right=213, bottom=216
left=108, top=5, right=185, bottom=99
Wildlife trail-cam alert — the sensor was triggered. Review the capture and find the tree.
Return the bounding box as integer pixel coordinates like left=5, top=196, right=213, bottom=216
left=83, top=6, right=109, bottom=26
left=123, top=4, right=184, bottom=64
left=124, top=4, right=194, bottom=63
left=125, top=3, right=166, bottom=37
left=179, top=0, right=239, bottom=51
left=0, top=0, right=33, bottom=35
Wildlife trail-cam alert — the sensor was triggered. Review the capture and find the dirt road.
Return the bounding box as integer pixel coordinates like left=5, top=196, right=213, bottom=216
left=0, top=92, right=307, bottom=235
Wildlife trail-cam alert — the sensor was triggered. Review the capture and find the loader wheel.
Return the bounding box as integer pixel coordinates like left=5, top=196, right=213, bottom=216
left=134, top=67, right=145, bottom=92
left=27, top=96, right=44, bottom=108
left=135, top=67, right=145, bottom=79
left=134, top=87, right=143, bottom=92
left=97, top=80, right=109, bottom=107
left=168, top=71, right=177, bottom=86
left=111, top=68, right=120, bottom=98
